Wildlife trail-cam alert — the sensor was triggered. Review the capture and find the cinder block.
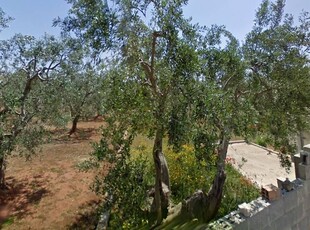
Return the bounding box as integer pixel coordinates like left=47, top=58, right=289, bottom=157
left=300, top=150, right=310, bottom=165
left=268, top=198, right=284, bottom=222
left=238, top=202, right=252, bottom=217
left=296, top=186, right=306, bottom=209
left=303, top=144, right=310, bottom=153
left=304, top=180, right=310, bottom=195
left=288, top=206, right=304, bottom=226
left=247, top=208, right=270, bottom=230
left=294, top=154, right=301, bottom=179
left=296, top=217, right=309, bottom=230
left=234, top=219, right=248, bottom=230
left=270, top=214, right=291, bottom=230
left=261, top=184, right=281, bottom=201
left=298, top=163, right=310, bottom=180
left=283, top=190, right=298, bottom=214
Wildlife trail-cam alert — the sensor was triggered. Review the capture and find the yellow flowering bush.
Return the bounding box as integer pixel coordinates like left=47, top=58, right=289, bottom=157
left=130, top=141, right=259, bottom=219
left=165, top=144, right=215, bottom=203
left=166, top=144, right=260, bottom=217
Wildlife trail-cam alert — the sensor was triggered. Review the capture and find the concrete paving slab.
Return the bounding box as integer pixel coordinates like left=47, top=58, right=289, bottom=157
left=227, top=143, right=295, bottom=187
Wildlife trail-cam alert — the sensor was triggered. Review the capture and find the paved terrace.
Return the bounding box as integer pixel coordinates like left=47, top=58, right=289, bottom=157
left=227, top=142, right=295, bottom=187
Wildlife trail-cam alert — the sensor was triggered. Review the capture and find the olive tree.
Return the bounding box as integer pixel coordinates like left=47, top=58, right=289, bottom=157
left=0, top=34, right=65, bottom=188
left=56, top=0, right=249, bottom=226
left=57, top=40, right=105, bottom=135
left=243, top=0, right=310, bottom=167
left=58, top=0, right=310, bottom=227
left=57, top=0, right=202, bottom=226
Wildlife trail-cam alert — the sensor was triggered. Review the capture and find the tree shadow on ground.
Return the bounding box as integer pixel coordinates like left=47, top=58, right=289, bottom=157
left=50, top=127, right=98, bottom=143
left=67, top=200, right=101, bottom=230
left=0, top=175, right=49, bottom=226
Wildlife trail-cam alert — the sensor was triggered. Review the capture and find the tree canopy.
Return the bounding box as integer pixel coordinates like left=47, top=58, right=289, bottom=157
left=0, top=34, right=67, bottom=187
left=0, top=0, right=309, bottom=228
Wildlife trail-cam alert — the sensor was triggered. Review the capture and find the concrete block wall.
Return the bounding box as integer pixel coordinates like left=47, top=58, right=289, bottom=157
left=208, top=144, right=310, bottom=230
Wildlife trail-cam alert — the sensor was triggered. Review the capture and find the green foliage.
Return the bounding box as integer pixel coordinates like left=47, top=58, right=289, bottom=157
left=165, top=145, right=215, bottom=202
left=63, top=0, right=309, bottom=225
left=165, top=144, right=259, bottom=217
left=237, top=0, right=310, bottom=172
left=88, top=133, right=229, bottom=227
left=87, top=149, right=153, bottom=228
left=253, top=133, right=272, bottom=147
left=16, top=125, right=47, bottom=159
left=54, top=0, right=114, bottom=51
left=61, top=54, right=103, bottom=127
left=0, top=34, right=67, bottom=187
left=131, top=135, right=154, bottom=157
left=2, top=217, right=15, bottom=227
left=79, top=117, right=153, bottom=229
left=243, top=0, right=310, bottom=155
left=105, top=156, right=152, bottom=229
left=218, top=164, right=260, bottom=218
left=0, top=8, right=13, bottom=32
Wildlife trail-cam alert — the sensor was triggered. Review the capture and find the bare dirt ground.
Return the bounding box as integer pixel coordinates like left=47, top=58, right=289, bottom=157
left=0, top=121, right=104, bottom=230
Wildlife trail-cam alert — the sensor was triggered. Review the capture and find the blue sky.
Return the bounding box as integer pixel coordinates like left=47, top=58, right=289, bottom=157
left=0, top=0, right=309, bottom=42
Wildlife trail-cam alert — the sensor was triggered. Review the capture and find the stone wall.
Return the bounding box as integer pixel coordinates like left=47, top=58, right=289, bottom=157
left=208, top=144, right=310, bottom=230
left=296, top=131, right=310, bottom=153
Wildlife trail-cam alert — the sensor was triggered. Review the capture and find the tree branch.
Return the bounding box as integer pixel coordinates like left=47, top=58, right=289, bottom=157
left=138, top=31, right=165, bottom=96
left=150, top=32, right=158, bottom=93
left=33, top=56, right=37, bottom=74
left=151, top=31, right=164, bottom=76
left=223, top=75, right=234, bottom=90
left=139, top=59, right=158, bottom=94
left=19, top=74, right=37, bottom=102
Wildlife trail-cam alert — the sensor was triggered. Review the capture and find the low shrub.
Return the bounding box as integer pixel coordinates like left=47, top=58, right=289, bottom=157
left=91, top=139, right=259, bottom=228
left=165, top=145, right=215, bottom=203
left=101, top=155, right=152, bottom=229
left=218, top=164, right=260, bottom=218
left=165, top=144, right=260, bottom=218
left=253, top=134, right=272, bottom=147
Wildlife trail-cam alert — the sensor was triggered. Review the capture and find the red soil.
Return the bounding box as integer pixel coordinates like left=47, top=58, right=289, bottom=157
left=0, top=121, right=105, bottom=230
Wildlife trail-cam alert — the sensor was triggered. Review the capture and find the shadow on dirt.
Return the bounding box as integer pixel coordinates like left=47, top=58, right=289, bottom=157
left=67, top=200, right=101, bottom=230
left=50, top=127, right=98, bottom=143
left=0, top=175, right=49, bottom=226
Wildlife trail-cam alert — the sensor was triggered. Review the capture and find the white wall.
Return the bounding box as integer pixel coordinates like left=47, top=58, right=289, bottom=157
left=208, top=145, right=310, bottom=230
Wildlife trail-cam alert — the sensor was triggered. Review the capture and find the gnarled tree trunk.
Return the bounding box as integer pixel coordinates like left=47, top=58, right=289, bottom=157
left=158, top=137, right=229, bottom=228
left=182, top=137, right=229, bottom=222
left=0, top=156, right=6, bottom=189
left=151, top=127, right=170, bottom=227
left=69, top=115, right=80, bottom=135
left=0, top=137, right=6, bottom=189
left=181, top=166, right=226, bottom=222
left=159, top=151, right=170, bottom=190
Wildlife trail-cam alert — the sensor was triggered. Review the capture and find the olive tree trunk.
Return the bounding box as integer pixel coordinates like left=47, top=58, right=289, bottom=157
left=151, top=127, right=170, bottom=227
left=69, top=115, right=80, bottom=135
left=0, top=156, right=6, bottom=189
left=184, top=137, right=229, bottom=221
left=158, top=137, right=229, bottom=228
